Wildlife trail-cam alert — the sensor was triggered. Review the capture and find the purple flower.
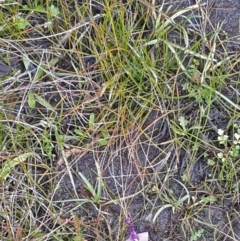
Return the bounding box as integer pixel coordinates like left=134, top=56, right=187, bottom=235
left=126, top=217, right=131, bottom=225
left=129, top=226, right=139, bottom=240
left=126, top=217, right=139, bottom=241
left=125, top=217, right=149, bottom=241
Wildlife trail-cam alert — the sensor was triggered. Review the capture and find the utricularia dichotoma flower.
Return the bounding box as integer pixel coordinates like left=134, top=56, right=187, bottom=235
left=217, top=152, right=226, bottom=162
left=126, top=217, right=139, bottom=241
left=233, top=133, right=240, bottom=145
left=217, top=129, right=228, bottom=145
left=125, top=217, right=148, bottom=241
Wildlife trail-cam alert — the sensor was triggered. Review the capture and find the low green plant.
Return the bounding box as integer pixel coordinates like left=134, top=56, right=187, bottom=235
left=22, top=0, right=60, bottom=19
left=207, top=126, right=240, bottom=190
left=153, top=179, right=190, bottom=223
left=78, top=171, right=102, bottom=204
left=78, top=161, right=103, bottom=204
left=13, top=15, right=30, bottom=30
left=0, top=152, right=34, bottom=181
left=190, top=228, right=204, bottom=241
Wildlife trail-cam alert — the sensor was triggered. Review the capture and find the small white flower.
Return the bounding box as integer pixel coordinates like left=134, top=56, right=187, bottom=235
left=234, top=133, right=240, bottom=144
left=218, top=135, right=228, bottom=144
left=235, top=133, right=240, bottom=140
left=217, top=129, right=224, bottom=136
left=217, top=152, right=224, bottom=159
left=217, top=152, right=227, bottom=162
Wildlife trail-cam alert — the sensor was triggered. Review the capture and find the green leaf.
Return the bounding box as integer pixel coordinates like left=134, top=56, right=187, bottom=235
left=96, top=177, right=102, bottom=202
left=78, top=171, right=96, bottom=196
left=89, top=113, right=95, bottom=130
left=35, top=5, right=45, bottom=12
left=202, top=195, right=216, bottom=203
left=33, top=68, right=44, bottom=82
left=23, top=5, right=45, bottom=12
left=49, top=4, right=60, bottom=16
left=0, top=153, right=33, bottom=181
left=97, top=129, right=109, bottom=146
left=207, top=159, right=215, bottom=166
left=190, top=229, right=204, bottom=241
left=203, top=152, right=208, bottom=158
left=33, top=58, right=58, bottom=82
left=74, top=129, right=87, bottom=137
left=28, top=90, right=36, bottom=108
left=15, top=16, right=30, bottom=30
left=181, top=174, right=188, bottom=182
left=34, top=93, right=55, bottom=111
left=175, top=194, right=190, bottom=208
left=97, top=139, right=108, bottom=146
left=179, top=116, right=189, bottom=131
left=23, top=58, right=30, bottom=70
left=102, top=130, right=109, bottom=138
left=153, top=204, right=173, bottom=223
